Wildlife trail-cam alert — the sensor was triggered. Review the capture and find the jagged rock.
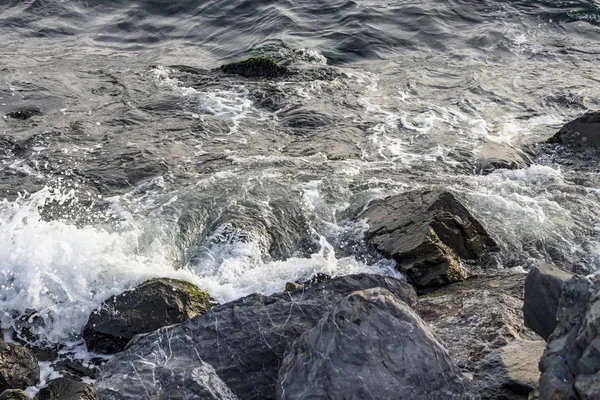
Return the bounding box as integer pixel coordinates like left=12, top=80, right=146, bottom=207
left=523, top=264, right=574, bottom=341
left=0, top=389, right=31, bottom=400
left=33, top=377, right=97, bottom=400
left=0, top=343, right=39, bottom=392
left=82, top=278, right=213, bottom=354
left=362, top=189, right=498, bottom=288
left=538, top=274, right=600, bottom=400
left=277, top=288, right=474, bottom=400
left=220, top=56, right=288, bottom=78
left=417, top=273, right=542, bottom=398
left=94, top=274, right=417, bottom=400
left=548, top=111, right=600, bottom=148
left=474, top=340, right=546, bottom=399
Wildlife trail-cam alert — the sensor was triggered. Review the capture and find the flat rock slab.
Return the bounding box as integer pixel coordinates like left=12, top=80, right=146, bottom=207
left=362, top=189, right=498, bottom=288
left=94, top=274, right=417, bottom=400
left=278, top=288, right=475, bottom=400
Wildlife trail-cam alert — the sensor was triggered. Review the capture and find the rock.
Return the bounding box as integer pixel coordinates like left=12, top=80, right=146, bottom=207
left=0, top=390, right=31, bottom=400
left=277, top=288, right=474, bottom=400
left=220, top=56, right=288, bottom=78
left=33, top=377, right=97, bottom=400
left=82, top=278, right=213, bottom=354
left=0, top=343, right=39, bottom=392
left=474, top=142, right=533, bottom=174
left=362, top=189, right=498, bottom=288
left=417, top=273, right=542, bottom=398
left=523, top=264, right=574, bottom=341
left=284, top=282, right=302, bottom=292
left=5, top=110, right=34, bottom=120
left=94, top=274, right=417, bottom=400
left=537, top=274, right=600, bottom=400
left=474, top=340, right=546, bottom=399
left=548, top=111, right=600, bottom=148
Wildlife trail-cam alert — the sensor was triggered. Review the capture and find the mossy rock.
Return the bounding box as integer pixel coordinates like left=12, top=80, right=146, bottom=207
left=6, top=110, right=34, bottom=120
left=220, top=56, right=288, bottom=78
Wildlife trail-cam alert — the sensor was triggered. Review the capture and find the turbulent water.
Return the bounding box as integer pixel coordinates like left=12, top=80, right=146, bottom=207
left=1, top=0, right=600, bottom=382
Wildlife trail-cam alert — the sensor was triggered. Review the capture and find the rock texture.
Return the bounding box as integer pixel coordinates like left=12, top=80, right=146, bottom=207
left=417, top=273, right=542, bottom=398
left=474, top=340, right=546, bottom=400
left=277, top=288, right=474, bottom=400
left=362, top=189, right=498, bottom=288
left=548, top=111, right=600, bottom=149
left=220, top=56, right=288, bottom=78
left=94, top=274, right=417, bottom=400
left=523, top=264, right=574, bottom=341
left=538, top=274, right=600, bottom=400
left=0, top=390, right=31, bottom=400
left=82, top=278, right=213, bottom=354
left=0, top=342, right=39, bottom=393
left=33, top=378, right=97, bottom=400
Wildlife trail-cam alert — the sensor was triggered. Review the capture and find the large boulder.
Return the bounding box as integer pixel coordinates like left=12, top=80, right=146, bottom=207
left=417, top=273, right=542, bottom=399
left=82, top=278, right=213, bottom=354
left=538, top=275, right=600, bottom=400
left=0, top=342, right=39, bottom=392
left=33, top=377, right=97, bottom=400
left=548, top=111, right=600, bottom=148
left=362, top=189, right=498, bottom=288
left=523, top=264, right=574, bottom=341
left=94, top=274, right=417, bottom=400
left=474, top=340, right=546, bottom=400
left=277, top=288, right=474, bottom=400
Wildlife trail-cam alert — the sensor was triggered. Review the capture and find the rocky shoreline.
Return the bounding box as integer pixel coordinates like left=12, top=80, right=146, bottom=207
left=2, top=60, right=600, bottom=399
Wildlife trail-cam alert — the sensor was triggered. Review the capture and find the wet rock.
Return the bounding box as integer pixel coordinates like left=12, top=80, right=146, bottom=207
left=82, top=278, right=213, bottom=354
left=5, top=110, right=34, bottom=120
left=94, top=274, right=417, bottom=400
left=417, top=273, right=542, bottom=398
left=362, top=189, right=498, bottom=288
left=548, top=111, right=600, bottom=148
left=474, top=142, right=533, bottom=174
left=523, top=264, right=574, bottom=341
left=220, top=56, right=288, bottom=78
left=277, top=288, right=474, bottom=400
left=474, top=340, right=546, bottom=399
left=0, top=390, right=31, bottom=400
left=538, top=274, right=600, bottom=400
left=33, top=377, right=97, bottom=400
left=0, top=343, right=39, bottom=392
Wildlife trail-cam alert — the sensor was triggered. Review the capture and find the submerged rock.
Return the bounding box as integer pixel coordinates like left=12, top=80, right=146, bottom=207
left=362, top=189, right=498, bottom=288
left=548, top=111, right=600, bottom=148
left=94, top=274, right=417, bottom=400
left=5, top=110, right=34, bottom=120
left=220, top=56, right=288, bottom=78
left=0, top=390, right=31, bottom=400
left=82, top=278, right=213, bottom=354
left=474, top=142, right=533, bottom=174
left=523, top=264, right=574, bottom=341
left=0, top=342, right=39, bottom=393
left=277, top=288, right=474, bottom=400
left=33, top=377, right=97, bottom=400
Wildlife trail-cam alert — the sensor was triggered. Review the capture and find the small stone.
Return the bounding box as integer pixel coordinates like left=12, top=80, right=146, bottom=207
left=284, top=282, right=302, bottom=292
left=6, top=110, right=34, bottom=120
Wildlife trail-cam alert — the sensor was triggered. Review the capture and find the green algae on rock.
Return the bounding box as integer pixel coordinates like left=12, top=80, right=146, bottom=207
left=220, top=56, right=288, bottom=78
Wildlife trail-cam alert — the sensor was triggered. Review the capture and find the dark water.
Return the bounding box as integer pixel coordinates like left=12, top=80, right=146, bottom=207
left=0, top=0, right=599, bottom=379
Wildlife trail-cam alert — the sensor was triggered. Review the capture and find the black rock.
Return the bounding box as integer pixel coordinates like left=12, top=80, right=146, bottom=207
left=277, top=288, right=475, bottom=400
left=523, top=264, right=574, bottom=341
left=0, top=343, right=39, bottom=393
left=0, top=389, right=31, bottom=400
left=33, top=378, right=97, bottom=400
left=362, top=189, right=498, bottom=288
left=220, top=57, right=288, bottom=78
left=5, top=110, right=34, bottom=120
left=548, top=111, right=600, bottom=148
left=94, top=274, right=417, bottom=400
left=82, top=278, right=213, bottom=354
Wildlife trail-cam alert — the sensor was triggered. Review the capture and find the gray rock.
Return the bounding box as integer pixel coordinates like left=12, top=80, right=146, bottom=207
left=94, top=274, right=417, bottom=400
left=82, top=278, right=213, bottom=354
left=475, top=142, right=533, bottom=174
left=0, top=343, right=39, bottom=392
left=548, top=111, right=600, bottom=148
left=0, top=389, right=31, bottom=400
left=33, top=378, right=97, bottom=400
left=220, top=57, right=288, bottom=78
left=362, top=189, right=498, bottom=288
left=417, top=273, right=542, bottom=398
left=523, top=264, right=574, bottom=341
left=277, top=288, right=474, bottom=400
left=474, top=340, right=546, bottom=399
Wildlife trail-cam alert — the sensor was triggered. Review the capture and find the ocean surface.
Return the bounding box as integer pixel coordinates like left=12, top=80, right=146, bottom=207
left=1, top=0, right=600, bottom=388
